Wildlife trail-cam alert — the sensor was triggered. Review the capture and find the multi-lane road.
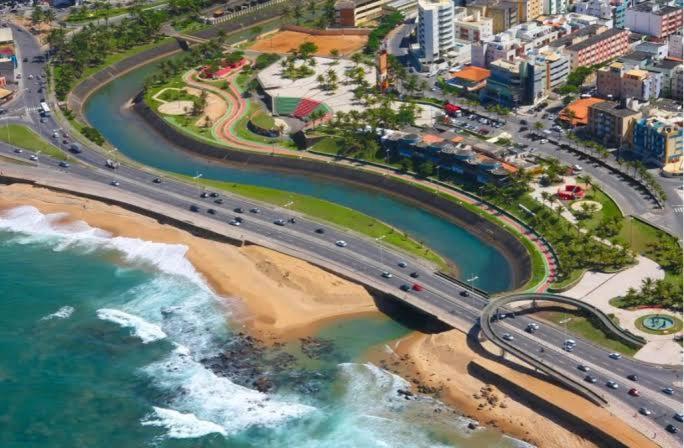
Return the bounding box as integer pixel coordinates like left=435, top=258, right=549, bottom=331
left=2, top=19, right=682, bottom=445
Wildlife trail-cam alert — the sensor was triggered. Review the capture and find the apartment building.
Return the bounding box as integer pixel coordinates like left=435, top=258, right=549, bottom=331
left=334, top=0, right=390, bottom=27
left=454, top=7, right=494, bottom=42
left=543, top=0, right=568, bottom=15
left=668, top=32, right=683, bottom=59
left=624, top=3, right=683, bottom=38
left=471, top=33, right=524, bottom=67
left=597, top=61, right=662, bottom=101
left=563, top=28, right=630, bottom=69
left=417, top=0, right=455, bottom=63
left=631, top=115, right=683, bottom=167
left=588, top=100, right=642, bottom=145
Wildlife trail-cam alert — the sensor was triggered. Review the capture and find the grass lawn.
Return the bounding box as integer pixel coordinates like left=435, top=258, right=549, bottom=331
left=81, top=39, right=174, bottom=81
left=310, top=137, right=340, bottom=155
left=250, top=110, right=276, bottom=131
left=0, top=124, right=67, bottom=160
left=537, top=310, right=638, bottom=356
left=575, top=186, right=622, bottom=230
left=174, top=175, right=448, bottom=269
left=66, top=6, right=129, bottom=22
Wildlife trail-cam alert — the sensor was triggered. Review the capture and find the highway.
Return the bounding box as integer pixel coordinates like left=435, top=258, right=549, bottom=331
left=2, top=19, right=682, bottom=445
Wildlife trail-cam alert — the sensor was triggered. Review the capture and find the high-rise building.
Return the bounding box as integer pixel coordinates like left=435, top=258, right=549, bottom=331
left=334, top=0, right=391, bottom=27
left=563, top=28, right=630, bottom=69
left=417, top=0, right=455, bottom=63
left=624, top=3, right=683, bottom=38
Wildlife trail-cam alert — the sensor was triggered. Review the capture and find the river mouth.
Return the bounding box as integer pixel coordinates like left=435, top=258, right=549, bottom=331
left=83, top=59, right=516, bottom=293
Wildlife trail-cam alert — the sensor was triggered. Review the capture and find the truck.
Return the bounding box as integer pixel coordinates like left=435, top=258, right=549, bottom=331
left=105, top=159, right=120, bottom=169
left=39, top=102, right=50, bottom=117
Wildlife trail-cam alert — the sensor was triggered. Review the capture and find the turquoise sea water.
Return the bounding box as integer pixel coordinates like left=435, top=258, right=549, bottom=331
left=0, top=206, right=530, bottom=448
left=84, top=62, right=513, bottom=293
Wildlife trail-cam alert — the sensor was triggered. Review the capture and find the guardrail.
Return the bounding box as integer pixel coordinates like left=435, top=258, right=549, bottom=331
left=480, top=292, right=649, bottom=406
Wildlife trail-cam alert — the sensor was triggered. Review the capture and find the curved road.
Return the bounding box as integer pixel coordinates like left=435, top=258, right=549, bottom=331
left=2, top=20, right=682, bottom=446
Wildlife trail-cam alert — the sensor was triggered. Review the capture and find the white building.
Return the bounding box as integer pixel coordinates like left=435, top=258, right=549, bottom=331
left=471, top=32, right=523, bottom=68
left=453, top=7, right=493, bottom=42
left=417, top=0, right=455, bottom=63
left=574, top=0, right=612, bottom=20
left=668, top=32, right=683, bottom=59
left=512, top=22, right=560, bottom=51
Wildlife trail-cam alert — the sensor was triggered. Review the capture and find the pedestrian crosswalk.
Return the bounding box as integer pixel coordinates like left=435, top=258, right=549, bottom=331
left=673, top=205, right=683, bottom=214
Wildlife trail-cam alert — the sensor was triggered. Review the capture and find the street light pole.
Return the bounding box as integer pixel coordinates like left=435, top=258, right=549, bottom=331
left=467, top=274, right=478, bottom=294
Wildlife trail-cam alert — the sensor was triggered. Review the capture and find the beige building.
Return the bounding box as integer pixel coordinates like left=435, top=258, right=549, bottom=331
left=588, top=100, right=642, bottom=145
left=515, top=0, right=543, bottom=21
left=596, top=62, right=662, bottom=101
left=455, top=7, right=494, bottom=42
left=334, top=0, right=390, bottom=27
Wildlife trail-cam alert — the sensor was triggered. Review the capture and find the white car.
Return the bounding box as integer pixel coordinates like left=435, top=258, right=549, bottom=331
left=609, top=353, right=622, bottom=360
left=578, top=365, right=590, bottom=372
left=574, top=164, right=583, bottom=171
left=335, top=240, right=348, bottom=248
left=502, top=333, right=514, bottom=341
left=110, top=180, right=120, bottom=187
left=606, top=381, right=618, bottom=389
left=229, top=220, right=241, bottom=226
left=398, top=261, right=407, bottom=268
left=381, top=271, right=393, bottom=278
left=29, top=154, right=38, bottom=161
left=639, top=407, right=652, bottom=416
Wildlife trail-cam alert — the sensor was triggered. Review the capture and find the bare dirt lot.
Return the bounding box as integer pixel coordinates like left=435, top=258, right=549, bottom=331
left=249, top=31, right=367, bottom=57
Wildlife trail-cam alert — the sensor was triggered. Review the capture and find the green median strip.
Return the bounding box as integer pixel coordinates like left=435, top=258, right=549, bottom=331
left=172, top=174, right=448, bottom=270
left=0, top=124, right=67, bottom=161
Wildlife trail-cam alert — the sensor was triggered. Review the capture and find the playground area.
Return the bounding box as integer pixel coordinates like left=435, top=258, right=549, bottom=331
left=249, top=30, right=368, bottom=57
left=153, top=86, right=227, bottom=127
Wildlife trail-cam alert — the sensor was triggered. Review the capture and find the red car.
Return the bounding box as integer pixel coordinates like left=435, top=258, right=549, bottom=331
left=412, top=283, right=423, bottom=291
left=628, top=388, right=640, bottom=397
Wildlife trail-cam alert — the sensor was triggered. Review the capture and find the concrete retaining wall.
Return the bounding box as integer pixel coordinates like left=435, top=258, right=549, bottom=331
left=133, top=93, right=533, bottom=289
left=281, top=24, right=372, bottom=36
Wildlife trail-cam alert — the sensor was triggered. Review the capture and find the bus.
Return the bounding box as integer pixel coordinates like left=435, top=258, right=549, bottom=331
left=40, top=102, right=50, bottom=116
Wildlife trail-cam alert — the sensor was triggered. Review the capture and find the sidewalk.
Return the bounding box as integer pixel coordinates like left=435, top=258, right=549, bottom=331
left=563, top=256, right=682, bottom=365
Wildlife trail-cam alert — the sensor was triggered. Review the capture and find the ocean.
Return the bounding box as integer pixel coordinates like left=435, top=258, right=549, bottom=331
left=0, top=206, right=530, bottom=448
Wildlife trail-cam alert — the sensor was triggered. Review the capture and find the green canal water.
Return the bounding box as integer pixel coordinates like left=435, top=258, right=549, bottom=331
left=83, top=62, right=514, bottom=293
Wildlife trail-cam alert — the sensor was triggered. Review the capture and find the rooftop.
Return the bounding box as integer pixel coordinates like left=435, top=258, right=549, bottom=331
left=0, top=28, right=13, bottom=44
left=566, top=28, right=627, bottom=52
left=561, top=97, right=605, bottom=125
left=451, top=66, right=491, bottom=82
left=549, top=24, right=605, bottom=49
left=590, top=100, right=641, bottom=117
left=630, top=3, right=681, bottom=15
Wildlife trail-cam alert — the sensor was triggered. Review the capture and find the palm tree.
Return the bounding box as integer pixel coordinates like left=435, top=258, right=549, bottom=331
left=540, top=191, right=551, bottom=206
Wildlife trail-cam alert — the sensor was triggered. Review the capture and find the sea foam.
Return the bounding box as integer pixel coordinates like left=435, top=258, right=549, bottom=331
left=97, top=308, right=167, bottom=344
left=0, top=206, right=205, bottom=286
left=141, top=407, right=227, bottom=438
left=40, top=306, right=75, bottom=321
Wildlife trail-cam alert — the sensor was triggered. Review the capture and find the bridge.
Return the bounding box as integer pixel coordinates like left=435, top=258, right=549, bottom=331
left=480, top=293, right=648, bottom=406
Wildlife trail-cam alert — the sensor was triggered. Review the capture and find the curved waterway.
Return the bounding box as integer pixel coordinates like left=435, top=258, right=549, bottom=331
left=0, top=208, right=529, bottom=448
left=84, top=62, right=512, bottom=292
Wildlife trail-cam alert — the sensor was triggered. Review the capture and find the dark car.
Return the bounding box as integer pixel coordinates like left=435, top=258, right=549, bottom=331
left=400, top=284, right=411, bottom=292
left=627, top=374, right=638, bottom=382
left=69, top=143, right=81, bottom=153
left=214, top=198, right=224, bottom=204
left=207, top=208, right=217, bottom=215
left=210, top=192, right=219, bottom=198
left=58, top=161, right=70, bottom=168
left=153, top=177, right=162, bottom=183
left=250, top=208, right=260, bottom=213
left=200, top=192, right=209, bottom=198
left=274, top=219, right=286, bottom=226
left=665, top=424, right=678, bottom=434
left=315, top=228, right=325, bottom=234
left=189, top=205, right=200, bottom=212
left=234, top=207, right=244, bottom=213
left=234, top=216, right=243, bottom=223
left=519, top=119, right=527, bottom=125
left=584, top=375, right=597, bottom=383
left=460, top=290, right=470, bottom=297
left=22, top=57, right=27, bottom=62
left=412, top=283, right=423, bottom=291
left=410, top=272, right=419, bottom=278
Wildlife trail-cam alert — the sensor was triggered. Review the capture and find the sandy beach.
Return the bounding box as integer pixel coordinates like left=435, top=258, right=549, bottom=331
left=0, top=183, right=377, bottom=337
left=0, top=183, right=657, bottom=448
left=375, top=331, right=658, bottom=448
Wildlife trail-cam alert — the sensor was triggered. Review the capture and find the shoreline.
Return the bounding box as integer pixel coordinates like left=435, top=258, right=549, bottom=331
left=371, top=331, right=659, bottom=448
left=0, top=183, right=652, bottom=448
